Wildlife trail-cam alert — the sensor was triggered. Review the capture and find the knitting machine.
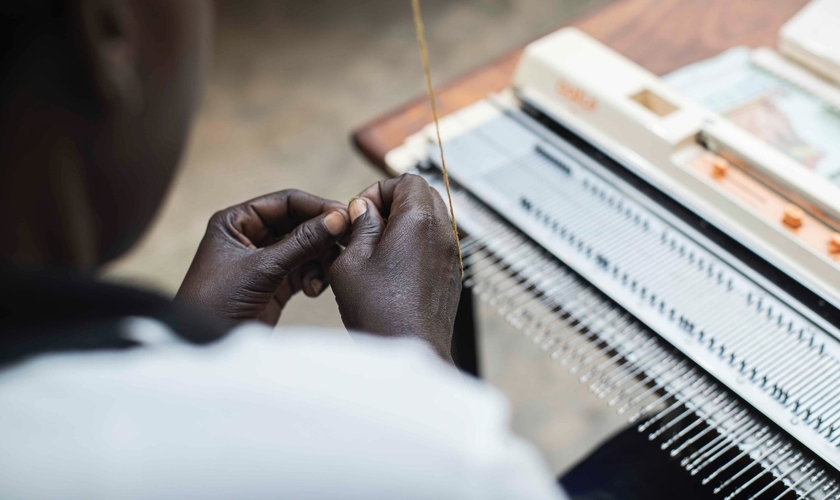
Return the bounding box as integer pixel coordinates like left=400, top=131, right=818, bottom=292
left=386, top=27, right=840, bottom=499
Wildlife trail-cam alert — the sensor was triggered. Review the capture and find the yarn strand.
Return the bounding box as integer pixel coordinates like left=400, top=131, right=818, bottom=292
left=411, top=0, right=464, bottom=277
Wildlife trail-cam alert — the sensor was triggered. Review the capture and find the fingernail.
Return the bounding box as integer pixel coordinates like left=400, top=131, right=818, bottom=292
left=324, top=211, right=347, bottom=235
left=309, top=278, right=323, bottom=295
left=349, top=198, right=368, bottom=223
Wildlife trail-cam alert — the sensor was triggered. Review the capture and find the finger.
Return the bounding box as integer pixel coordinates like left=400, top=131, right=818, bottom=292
left=342, top=197, right=385, bottom=261
left=232, top=190, right=348, bottom=246
left=262, top=210, right=349, bottom=277
left=302, top=243, right=342, bottom=297
left=375, top=177, right=458, bottom=271
left=266, top=241, right=335, bottom=298
left=379, top=175, right=438, bottom=242
left=300, top=262, right=324, bottom=298
left=259, top=275, right=296, bottom=325
left=318, top=244, right=342, bottom=275
left=285, top=266, right=306, bottom=297
left=357, top=173, right=432, bottom=220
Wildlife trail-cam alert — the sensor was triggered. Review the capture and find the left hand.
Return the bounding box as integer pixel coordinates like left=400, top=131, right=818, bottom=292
left=329, top=175, right=462, bottom=362
left=177, top=190, right=350, bottom=325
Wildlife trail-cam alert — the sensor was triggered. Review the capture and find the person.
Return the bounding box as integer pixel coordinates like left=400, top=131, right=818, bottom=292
left=0, top=2, right=568, bottom=498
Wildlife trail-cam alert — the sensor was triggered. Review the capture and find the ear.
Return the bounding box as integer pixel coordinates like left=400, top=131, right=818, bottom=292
left=76, top=0, right=143, bottom=114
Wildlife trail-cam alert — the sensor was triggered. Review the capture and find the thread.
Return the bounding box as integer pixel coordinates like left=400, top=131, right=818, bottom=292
left=411, top=0, right=465, bottom=277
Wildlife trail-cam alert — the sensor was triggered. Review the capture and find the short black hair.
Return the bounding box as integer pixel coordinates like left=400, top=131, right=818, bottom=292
left=1, top=2, right=68, bottom=62
left=1, top=1, right=94, bottom=114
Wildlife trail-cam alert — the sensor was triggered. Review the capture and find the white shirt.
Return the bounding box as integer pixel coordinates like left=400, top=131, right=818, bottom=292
left=0, top=320, right=568, bottom=500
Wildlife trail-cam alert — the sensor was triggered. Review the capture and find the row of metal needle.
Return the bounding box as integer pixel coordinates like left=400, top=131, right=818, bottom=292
left=451, top=192, right=838, bottom=499
left=490, top=161, right=840, bottom=443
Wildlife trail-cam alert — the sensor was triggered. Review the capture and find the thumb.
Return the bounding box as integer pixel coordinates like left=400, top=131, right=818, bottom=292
left=263, top=210, right=349, bottom=277
left=343, top=197, right=385, bottom=260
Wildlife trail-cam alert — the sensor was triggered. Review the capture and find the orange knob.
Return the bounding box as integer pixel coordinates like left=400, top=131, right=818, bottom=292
left=782, top=204, right=804, bottom=229
left=710, top=157, right=729, bottom=179
left=830, top=233, right=840, bottom=254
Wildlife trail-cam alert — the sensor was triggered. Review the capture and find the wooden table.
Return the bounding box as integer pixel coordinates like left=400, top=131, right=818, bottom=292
left=350, top=0, right=811, bottom=376
left=353, top=0, right=810, bottom=172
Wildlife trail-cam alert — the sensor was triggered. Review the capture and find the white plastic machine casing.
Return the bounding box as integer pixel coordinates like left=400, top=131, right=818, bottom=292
left=510, top=28, right=840, bottom=306
left=780, top=0, right=840, bottom=86
left=381, top=25, right=840, bottom=478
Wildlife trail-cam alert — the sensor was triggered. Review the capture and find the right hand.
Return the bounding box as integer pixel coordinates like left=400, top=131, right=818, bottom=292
left=329, top=174, right=462, bottom=362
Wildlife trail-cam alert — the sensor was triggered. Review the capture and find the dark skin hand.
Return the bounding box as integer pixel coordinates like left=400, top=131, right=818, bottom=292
left=177, top=190, right=350, bottom=325
left=177, top=174, right=462, bottom=363
left=329, top=174, right=463, bottom=363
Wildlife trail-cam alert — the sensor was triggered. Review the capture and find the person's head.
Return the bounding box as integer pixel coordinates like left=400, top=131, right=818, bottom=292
left=0, top=0, right=213, bottom=270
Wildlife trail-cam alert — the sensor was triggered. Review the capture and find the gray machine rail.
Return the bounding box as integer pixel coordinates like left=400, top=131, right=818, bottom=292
left=420, top=102, right=840, bottom=498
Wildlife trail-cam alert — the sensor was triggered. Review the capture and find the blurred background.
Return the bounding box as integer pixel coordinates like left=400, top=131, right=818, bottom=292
left=104, top=0, right=624, bottom=473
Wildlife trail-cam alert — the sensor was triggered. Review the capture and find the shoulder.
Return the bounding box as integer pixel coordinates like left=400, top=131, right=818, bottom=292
left=0, top=323, right=564, bottom=500
left=0, top=323, right=497, bottom=426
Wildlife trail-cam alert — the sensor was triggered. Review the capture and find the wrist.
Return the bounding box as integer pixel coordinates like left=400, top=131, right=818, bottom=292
left=390, top=325, right=454, bottom=365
